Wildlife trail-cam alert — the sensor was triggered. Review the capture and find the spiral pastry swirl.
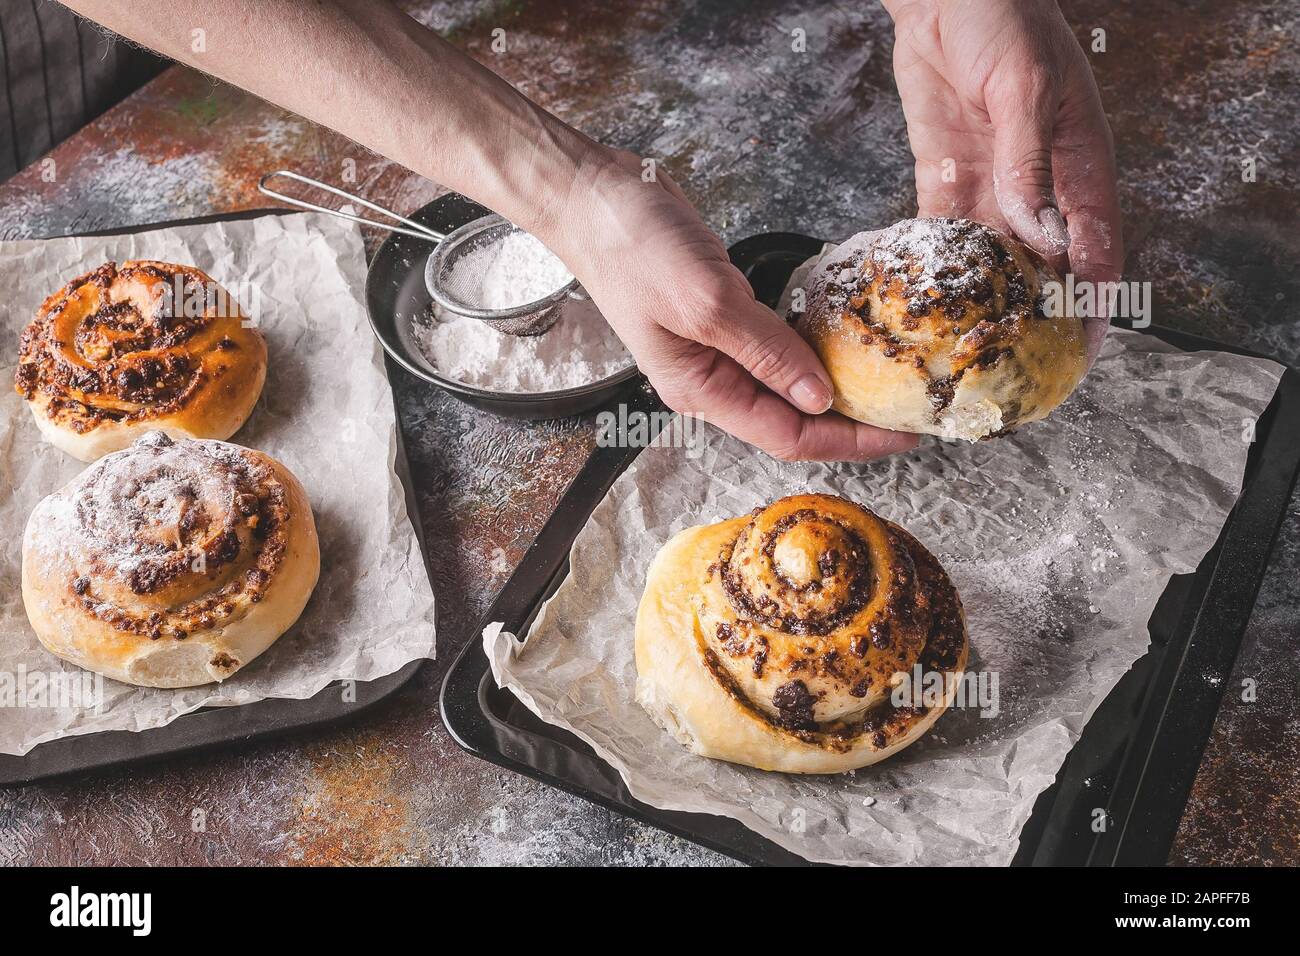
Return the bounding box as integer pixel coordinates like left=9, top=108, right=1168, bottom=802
left=795, top=218, right=1087, bottom=441
left=21, top=432, right=319, bottom=688
left=15, top=260, right=267, bottom=461
left=636, top=494, right=967, bottom=774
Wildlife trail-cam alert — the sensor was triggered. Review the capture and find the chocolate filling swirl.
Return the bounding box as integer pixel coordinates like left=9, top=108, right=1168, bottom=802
left=695, top=494, right=966, bottom=750
left=719, top=507, right=875, bottom=635
left=14, top=261, right=246, bottom=433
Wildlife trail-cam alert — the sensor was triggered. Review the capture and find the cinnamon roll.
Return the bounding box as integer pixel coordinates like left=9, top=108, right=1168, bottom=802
left=15, top=260, right=268, bottom=461
left=21, top=432, right=319, bottom=688
left=795, top=218, right=1087, bottom=441
left=635, top=494, right=967, bottom=774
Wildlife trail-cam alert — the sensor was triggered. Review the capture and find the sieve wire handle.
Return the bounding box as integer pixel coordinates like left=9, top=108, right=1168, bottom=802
left=258, top=170, right=446, bottom=243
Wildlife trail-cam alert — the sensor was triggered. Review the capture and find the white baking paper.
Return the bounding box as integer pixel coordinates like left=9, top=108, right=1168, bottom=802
left=0, top=213, right=436, bottom=756
left=484, top=277, right=1283, bottom=864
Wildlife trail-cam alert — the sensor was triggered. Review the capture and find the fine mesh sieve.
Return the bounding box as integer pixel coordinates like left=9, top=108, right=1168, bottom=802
left=424, top=214, right=585, bottom=335
left=259, top=171, right=584, bottom=336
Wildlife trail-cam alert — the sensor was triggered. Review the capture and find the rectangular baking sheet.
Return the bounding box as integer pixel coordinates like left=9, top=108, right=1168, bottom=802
left=441, top=232, right=1300, bottom=866
left=0, top=209, right=433, bottom=786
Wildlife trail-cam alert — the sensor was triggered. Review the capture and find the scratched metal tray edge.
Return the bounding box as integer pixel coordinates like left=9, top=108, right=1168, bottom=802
left=440, top=231, right=1300, bottom=867
left=0, top=209, right=433, bottom=788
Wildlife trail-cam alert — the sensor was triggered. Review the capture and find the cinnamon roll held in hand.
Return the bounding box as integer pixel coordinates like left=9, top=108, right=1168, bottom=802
left=21, top=432, right=319, bottom=688
left=635, top=494, right=967, bottom=774
left=795, top=218, right=1087, bottom=441
left=15, top=260, right=267, bottom=461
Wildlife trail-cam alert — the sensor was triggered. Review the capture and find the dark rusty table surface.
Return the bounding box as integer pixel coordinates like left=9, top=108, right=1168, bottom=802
left=2, top=0, right=1297, bottom=866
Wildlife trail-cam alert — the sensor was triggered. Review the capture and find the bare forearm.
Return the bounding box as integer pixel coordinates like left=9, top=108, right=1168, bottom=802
left=59, top=0, right=606, bottom=242
left=58, top=0, right=905, bottom=462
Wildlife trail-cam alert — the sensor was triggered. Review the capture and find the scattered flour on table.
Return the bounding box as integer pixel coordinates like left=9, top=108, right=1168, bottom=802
left=412, top=227, right=632, bottom=393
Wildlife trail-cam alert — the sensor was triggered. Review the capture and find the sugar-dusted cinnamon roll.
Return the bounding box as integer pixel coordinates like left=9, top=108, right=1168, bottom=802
left=794, top=218, right=1087, bottom=441
left=15, top=260, right=267, bottom=461
left=635, top=494, right=967, bottom=774
left=21, top=432, right=319, bottom=688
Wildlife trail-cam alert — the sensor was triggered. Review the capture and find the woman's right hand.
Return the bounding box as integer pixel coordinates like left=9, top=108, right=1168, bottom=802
left=545, top=149, right=919, bottom=462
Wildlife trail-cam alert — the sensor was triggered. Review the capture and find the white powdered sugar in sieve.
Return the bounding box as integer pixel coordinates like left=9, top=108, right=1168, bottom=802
left=441, top=229, right=573, bottom=310
left=412, top=227, right=631, bottom=392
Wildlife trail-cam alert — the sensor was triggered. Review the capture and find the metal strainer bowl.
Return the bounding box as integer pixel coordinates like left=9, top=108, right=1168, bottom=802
left=423, top=214, right=584, bottom=336
left=259, top=170, right=584, bottom=337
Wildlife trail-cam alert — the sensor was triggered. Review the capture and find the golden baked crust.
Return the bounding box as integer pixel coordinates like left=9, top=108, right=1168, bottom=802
left=635, top=494, right=967, bottom=774
left=21, top=432, right=319, bottom=688
left=795, top=218, right=1087, bottom=441
left=15, top=260, right=268, bottom=461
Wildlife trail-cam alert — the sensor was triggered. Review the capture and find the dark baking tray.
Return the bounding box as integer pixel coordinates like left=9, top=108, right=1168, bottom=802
left=0, top=209, right=430, bottom=787
left=441, top=231, right=1300, bottom=866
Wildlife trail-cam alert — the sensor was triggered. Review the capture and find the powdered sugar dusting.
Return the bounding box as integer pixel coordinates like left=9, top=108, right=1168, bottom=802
left=813, top=219, right=1027, bottom=313
left=30, top=433, right=263, bottom=589
left=794, top=230, right=878, bottom=331
left=867, top=218, right=1003, bottom=295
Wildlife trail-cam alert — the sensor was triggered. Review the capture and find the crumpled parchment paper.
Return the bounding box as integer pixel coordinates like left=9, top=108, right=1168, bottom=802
left=485, top=278, right=1282, bottom=864
left=0, top=212, right=435, bottom=756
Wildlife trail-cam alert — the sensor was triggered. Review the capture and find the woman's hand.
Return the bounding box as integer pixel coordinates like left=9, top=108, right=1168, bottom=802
left=547, top=151, right=918, bottom=462
left=884, top=0, right=1122, bottom=358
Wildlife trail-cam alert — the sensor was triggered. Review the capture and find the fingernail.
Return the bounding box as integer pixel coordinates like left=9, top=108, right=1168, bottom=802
left=790, top=374, right=833, bottom=414
left=1037, top=206, right=1071, bottom=252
